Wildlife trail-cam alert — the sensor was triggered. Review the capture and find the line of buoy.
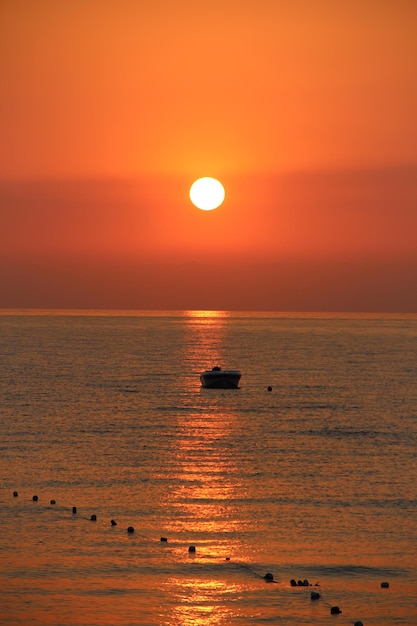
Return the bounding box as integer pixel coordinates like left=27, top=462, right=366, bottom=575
left=8, top=490, right=385, bottom=622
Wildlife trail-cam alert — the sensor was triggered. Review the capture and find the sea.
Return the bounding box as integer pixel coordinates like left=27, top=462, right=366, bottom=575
left=0, top=310, right=416, bottom=626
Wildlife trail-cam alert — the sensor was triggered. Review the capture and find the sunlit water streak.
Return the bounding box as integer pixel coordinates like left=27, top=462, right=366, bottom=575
left=0, top=310, right=416, bottom=625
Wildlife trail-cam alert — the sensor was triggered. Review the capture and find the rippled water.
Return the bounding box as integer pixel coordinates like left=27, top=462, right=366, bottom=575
left=1, top=311, right=416, bottom=625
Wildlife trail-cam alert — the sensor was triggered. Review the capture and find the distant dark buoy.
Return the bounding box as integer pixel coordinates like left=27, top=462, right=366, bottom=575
left=32, top=495, right=38, bottom=501
left=330, top=606, right=342, bottom=615
left=297, top=580, right=304, bottom=586
left=290, top=579, right=297, bottom=587
left=127, top=526, right=134, bottom=533
left=311, top=591, right=320, bottom=600
left=72, top=506, right=77, bottom=514
left=303, top=579, right=309, bottom=586
left=381, top=581, right=389, bottom=588
left=267, top=386, right=272, bottom=392
left=91, top=514, right=97, bottom=521
left=50, top=500, right=56, bottom=505
left=225, top=557, right=230, bottom=561
left=264, top=572, right=274, bottom=582
left=354, top=621, right=364, bottom=626
left=13, top=491, right=18, bottom=497
left=188, top=545, right=196, bottom=553
left=111, top=519, right=117, bottom=526
left=160, top=537, right=168, bottom=542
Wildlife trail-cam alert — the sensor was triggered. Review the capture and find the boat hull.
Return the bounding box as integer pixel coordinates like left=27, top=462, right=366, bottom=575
left=200, top=370, right=241, bottom=389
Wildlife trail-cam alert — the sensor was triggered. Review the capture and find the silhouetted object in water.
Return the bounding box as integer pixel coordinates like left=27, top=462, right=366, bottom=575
left=200, top=366, right=241, bottom=389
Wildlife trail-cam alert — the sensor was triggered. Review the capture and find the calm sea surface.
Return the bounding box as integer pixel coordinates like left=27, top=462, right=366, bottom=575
left=0, top=311, right=416, bottom=625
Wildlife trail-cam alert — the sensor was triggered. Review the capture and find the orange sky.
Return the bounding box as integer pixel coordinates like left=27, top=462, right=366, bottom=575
left=1, top=0, right=417, bottom=311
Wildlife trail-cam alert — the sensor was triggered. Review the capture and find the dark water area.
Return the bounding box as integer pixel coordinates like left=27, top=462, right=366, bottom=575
left=1, top=310, right=416, bottom=625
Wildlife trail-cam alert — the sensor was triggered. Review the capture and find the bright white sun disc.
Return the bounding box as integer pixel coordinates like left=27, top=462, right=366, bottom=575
left=190, top=177, right=225, bottom=211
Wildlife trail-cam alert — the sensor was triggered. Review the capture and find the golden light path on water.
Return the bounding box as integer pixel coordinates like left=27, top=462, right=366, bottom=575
left=160, top=310, right=247, bottom=624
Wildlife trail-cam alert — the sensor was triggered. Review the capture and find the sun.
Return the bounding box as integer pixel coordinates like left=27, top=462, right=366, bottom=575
left=189, top=177, right=225, bottom=211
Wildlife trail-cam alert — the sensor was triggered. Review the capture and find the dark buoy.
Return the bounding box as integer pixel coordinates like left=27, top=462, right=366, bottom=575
left=311, top=591, right=320, bottom=600
left=267, top=386, right=272, bottom=392
left=32, top=495, right=38, bottom=501
left=50, top=500, right=56, bottom=505
left=290, top=579, right=297, bottom=587
left=72, top=506, right=77, bottom=514
left=297, top=580, right=304, bottom=586
left=160, top=537, right=168, bottom=542
left=127, top=526, right=134, bottom=533
left=111, top=519, right=117, bottom=526
left=303, top=579, right=309, bottom=586
left=225, top=557, right=230, bottom=561
left=264, top=572, right=274, bottom=582
left=354, top=621, right=364, bottom=626
left=188, top=545, right=196, bottom=553
left=381, top=581, right=389, bottom=588
left=91, top=514, right=97, bottom=521
left=330, top=606, right=342, bottom=615
left=13, top=491, right=18, bottom=497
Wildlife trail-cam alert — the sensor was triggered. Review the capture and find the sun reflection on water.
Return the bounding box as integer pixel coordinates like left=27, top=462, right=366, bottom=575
left=158, top=310, right=249, bottom=622
left=163, top=577, right=244, bottom=626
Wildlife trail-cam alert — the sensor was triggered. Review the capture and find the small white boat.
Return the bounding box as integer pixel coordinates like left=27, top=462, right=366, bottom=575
left=200, top=366, right=241, bottom=389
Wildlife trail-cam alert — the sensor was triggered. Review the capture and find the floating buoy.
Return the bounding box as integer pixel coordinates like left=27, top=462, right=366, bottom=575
left=188, top=545, right=196, bottom=553
left=32, top=495, right=38, bottom=501
left=225, top=557, right=230, bottom=561
left=160, top=537, right=167, bottom=542
left=13, top=491, right=18, bottom=497
left=290, top=579, right=297, bottom=587
left=72, top=506, right=77, bottom=514
left=264, top=572, right=274, bottom=582
left=303, top=579, right=309, bottom=586
left=297, top=580, right=304, bottom=586
left=354, top=621, right=364, bottom=626
left=381, top=581, right=389, bottom=588
left=127, top=526, right=134, bottom=533
left=311, top=591, right=321, bottom=600
left=330, top=606, right=342, bottom=615
left=91, top=514, right=97, bottom=521
left=267, top=386, right=272, bottom=392
left=111, top=520, right=117, bottom=526
left=50, top=500, right=56, bottom=505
